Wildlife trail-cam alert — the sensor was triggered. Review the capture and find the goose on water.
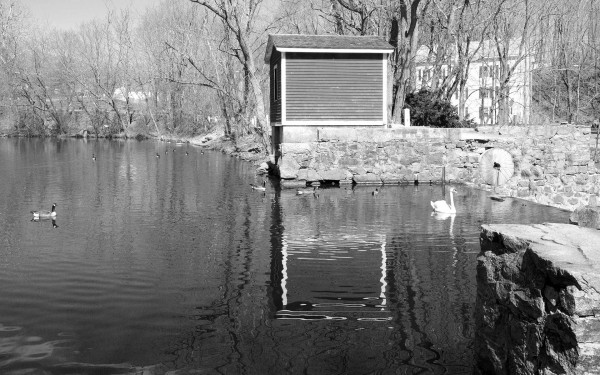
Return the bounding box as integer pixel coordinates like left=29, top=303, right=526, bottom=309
left=31, top=203, right=57, bottom=219
left=92, top=154, right=96, bottom=161
left=372, top=188, right=379, bottom=196
left=431, top=187, right=457, bottom=214
left=250, top=181, right=266, bottom=191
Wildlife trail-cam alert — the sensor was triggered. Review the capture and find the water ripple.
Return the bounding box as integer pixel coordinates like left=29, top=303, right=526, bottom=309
left=0, top=139, right=570, bottom=374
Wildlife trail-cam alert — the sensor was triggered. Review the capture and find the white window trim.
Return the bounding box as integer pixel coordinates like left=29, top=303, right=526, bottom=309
left=281, top=52, right=287, bottom=123
left=282, top=120, right=386, bottom=126
left=382, top=55, right=387, bottom=125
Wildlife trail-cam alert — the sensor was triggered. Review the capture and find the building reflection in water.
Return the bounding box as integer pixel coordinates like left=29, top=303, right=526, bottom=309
left=274, top=233, right=391, bottom=321
left=267, top=185, right=476, bottom=372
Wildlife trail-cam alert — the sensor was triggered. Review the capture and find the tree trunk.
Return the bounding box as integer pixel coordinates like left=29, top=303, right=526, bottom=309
left=391, top=0, right=423, bottom=124
left=238, top=32, right=269, bottom=152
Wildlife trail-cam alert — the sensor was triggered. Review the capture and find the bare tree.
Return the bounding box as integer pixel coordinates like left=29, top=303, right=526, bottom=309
left=188, top=0, right=270, bottom=151
left=0, top=0, right=27, bottom=132
left=390, top=0, right=431, bottom=123
left=71, top=10, right=135, bottom=135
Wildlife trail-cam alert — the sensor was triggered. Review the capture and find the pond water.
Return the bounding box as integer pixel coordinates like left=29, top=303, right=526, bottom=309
left=0, top=138, right=569, bottom=374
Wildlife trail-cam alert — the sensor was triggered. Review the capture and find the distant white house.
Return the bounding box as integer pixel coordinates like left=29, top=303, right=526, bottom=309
left=414, top=40, right=533, bottom=125
left=112, top=87, right=151, bottom=103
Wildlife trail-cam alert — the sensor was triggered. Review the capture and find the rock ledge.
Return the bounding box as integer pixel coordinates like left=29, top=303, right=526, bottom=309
left=476, top=223, right=600, bottom=374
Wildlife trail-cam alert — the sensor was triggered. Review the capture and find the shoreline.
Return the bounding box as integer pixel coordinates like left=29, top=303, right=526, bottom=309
left=1, top=131, right=592, bottom=213
left=0, top=129, right=270, bottom=166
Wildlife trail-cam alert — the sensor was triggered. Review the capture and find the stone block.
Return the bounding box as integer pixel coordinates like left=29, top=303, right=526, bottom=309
left=296, top=168, right=321, bottom=182
left=570, top=154, right=591, bottom=166
left=281, top=142, right=313, bottom=154
left=318, top=168, right=349, bottom=181
left=521, top=169, right=532, bottom=178
left=353, top=173, right=381, bottom=185
left=317, top=127, right=358, bottom=142
left=467, top=152, right=480, bottom=163
left=282, top=127, right=318, bottom=143
left=380, top=172, right=403, bottom=184
left=278, top=157, right=300, bottom=180
left=428, top=152, right=445, bottom=164
left=280, top=179, right=307, bottom=189
left=569, top=206, right=600, bottom=229
left=565, top=166, right=578, bottom=175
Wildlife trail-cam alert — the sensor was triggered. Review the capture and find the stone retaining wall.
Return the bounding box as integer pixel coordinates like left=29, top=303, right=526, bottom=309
left=476, top=223, right=600, bottom=374
left=276, top=125, right=600, bottom=210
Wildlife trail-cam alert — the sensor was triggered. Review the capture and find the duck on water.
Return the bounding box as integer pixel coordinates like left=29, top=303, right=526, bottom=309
left=250, top=181, right=266, bottom=191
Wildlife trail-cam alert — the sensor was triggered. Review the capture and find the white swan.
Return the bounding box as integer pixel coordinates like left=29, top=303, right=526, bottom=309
left=431, top=187, right=457, bottom=214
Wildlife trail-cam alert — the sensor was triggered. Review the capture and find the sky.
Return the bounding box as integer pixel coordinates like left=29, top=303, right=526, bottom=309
left=21, top=0, right=164, bottom=30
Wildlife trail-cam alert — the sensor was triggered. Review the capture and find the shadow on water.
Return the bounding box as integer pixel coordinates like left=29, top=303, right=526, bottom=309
left=0, top=138, right=569, bottom=374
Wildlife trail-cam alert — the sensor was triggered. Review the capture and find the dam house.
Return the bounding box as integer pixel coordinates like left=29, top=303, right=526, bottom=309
left=264, top=34, right=395, bottom=185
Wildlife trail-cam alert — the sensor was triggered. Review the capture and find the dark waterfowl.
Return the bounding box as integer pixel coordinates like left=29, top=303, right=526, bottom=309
left=31, top=203, right=57, bottom=219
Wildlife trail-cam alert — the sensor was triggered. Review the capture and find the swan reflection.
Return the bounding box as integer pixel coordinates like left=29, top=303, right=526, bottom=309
left=431, top=212, right=456, bottom=221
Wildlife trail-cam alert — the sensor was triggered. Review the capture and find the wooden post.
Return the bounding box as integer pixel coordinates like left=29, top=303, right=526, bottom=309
left=442, top=165, right=446, bottom=187
left=404, top=108, right=410, bottom=127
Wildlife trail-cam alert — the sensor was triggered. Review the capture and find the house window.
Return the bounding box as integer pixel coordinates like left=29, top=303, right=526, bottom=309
left=418, top=69, right=422, bottom=80
left=479, top=65, right=489, bottom=79
left=273, top=64, right=279, bottom=102
left=479, top=106, right=490, bottom=123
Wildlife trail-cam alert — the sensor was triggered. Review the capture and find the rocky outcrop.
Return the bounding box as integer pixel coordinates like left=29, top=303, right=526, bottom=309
left=476, top=223, right=600, bottom=374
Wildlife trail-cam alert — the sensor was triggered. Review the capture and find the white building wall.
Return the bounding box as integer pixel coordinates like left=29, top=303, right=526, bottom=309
left=414, top=43, right=532, bottom=125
